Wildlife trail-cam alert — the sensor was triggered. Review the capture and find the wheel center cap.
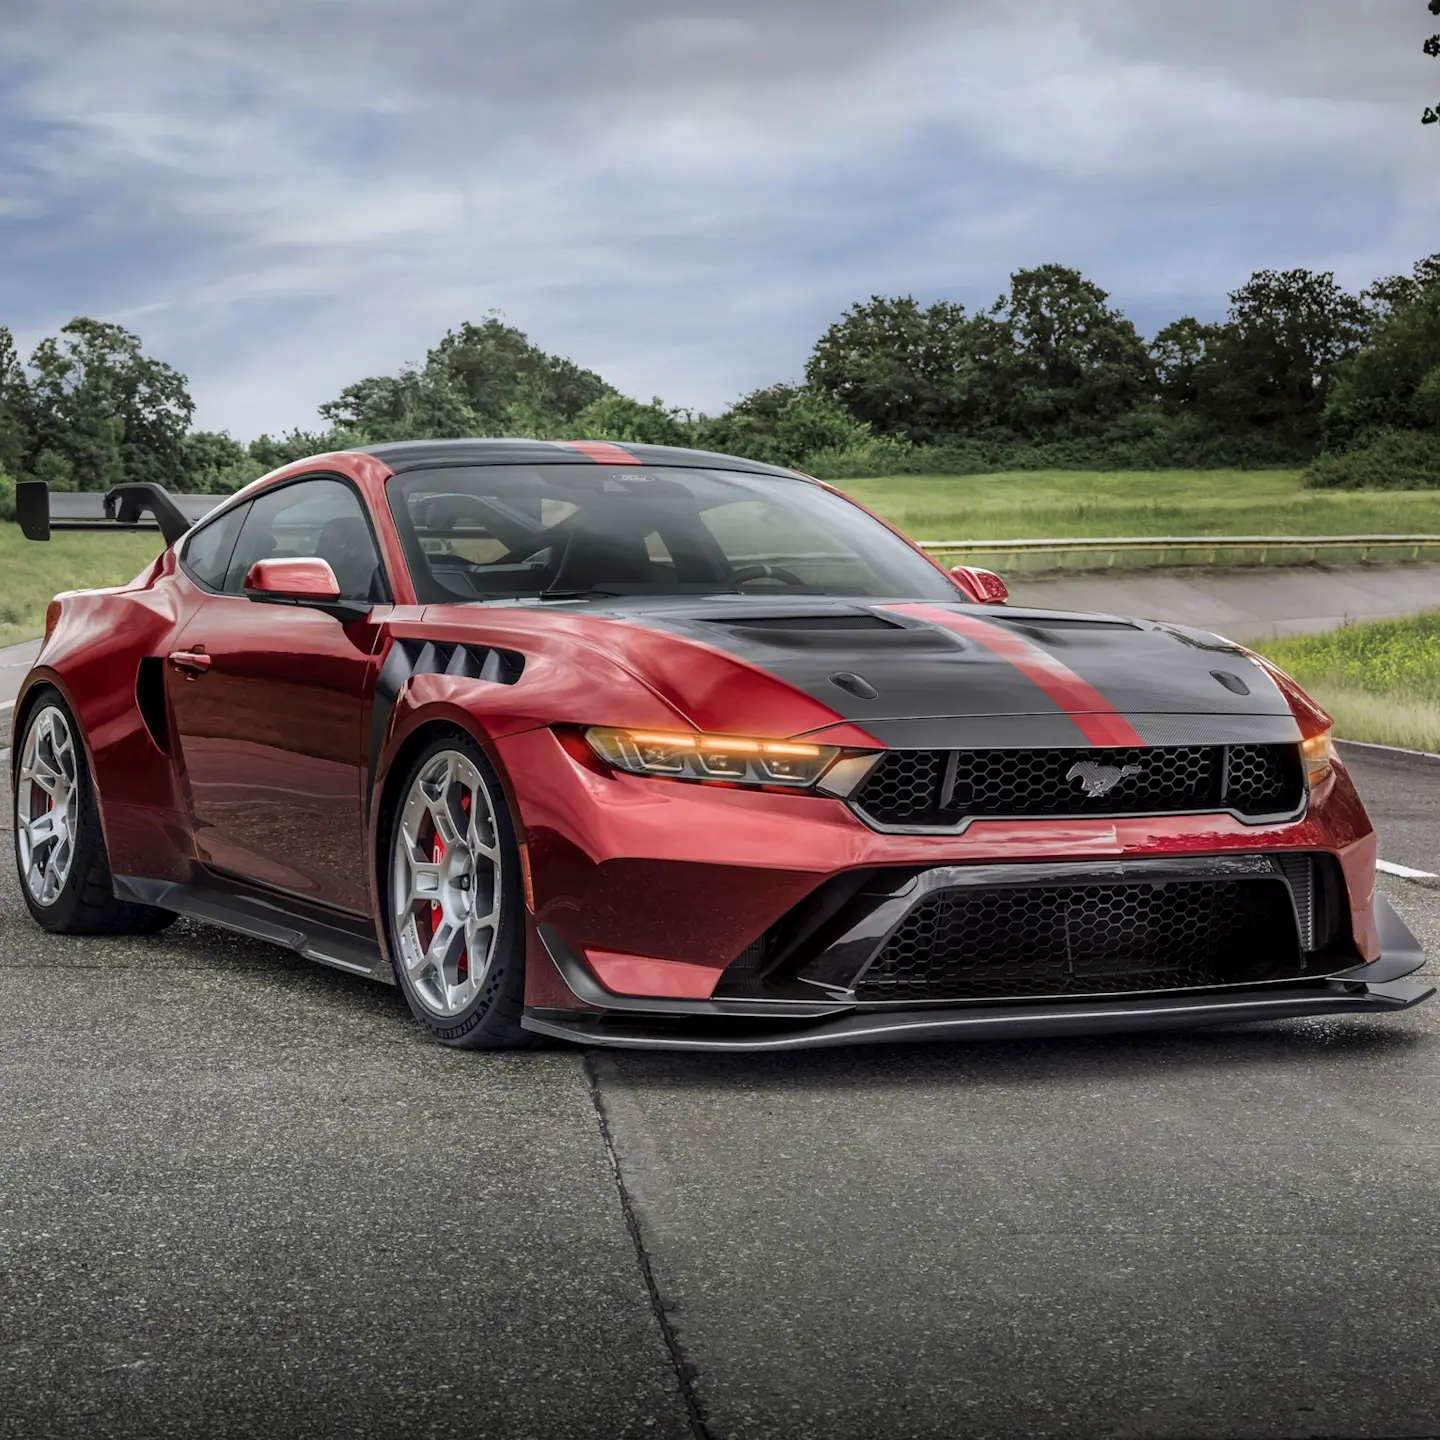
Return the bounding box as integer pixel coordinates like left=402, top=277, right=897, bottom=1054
left=445, top=846, right=475, bottom=918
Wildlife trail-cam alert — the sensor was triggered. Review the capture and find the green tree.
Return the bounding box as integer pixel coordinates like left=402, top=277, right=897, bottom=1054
left=805, top=296, right=988, bottom=443
left=700, top=387, right=872, bottom=467
left=986, top=264, right=1154, bottom=437
left=246, top=426, right=370, bottom=471
left=27, top=319, right=194, bottom=491
left=696, top=383, right=807, bottom=462
left=1362, top=253, right=1440, bottom=320
left=429, top=314, right=612, bottom=430
left=317, top=314, right=613, bottom=440
left=568, top=394, right=693, bottom=446
left=318, top=363, right=478, bottom=441
left=32, top=448, right=81, bottom=492
left=1152, top=316, right=1224, bottom=413
left=0, top=328, right=33, bottom=478
left=180, top=430, right=267, bottom=494
left=1190, top=269, right=1368, bottom=452
left=1322, top=263, right=1440, bottom=447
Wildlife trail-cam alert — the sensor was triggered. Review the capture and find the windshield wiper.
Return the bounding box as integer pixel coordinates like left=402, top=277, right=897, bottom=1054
left=536, top=587, right=630, bottom=601
left=535, top=586, right=743, bottom=602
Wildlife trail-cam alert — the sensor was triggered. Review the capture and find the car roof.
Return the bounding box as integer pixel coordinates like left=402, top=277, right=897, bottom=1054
left=355, top=438, right=808, bottom=480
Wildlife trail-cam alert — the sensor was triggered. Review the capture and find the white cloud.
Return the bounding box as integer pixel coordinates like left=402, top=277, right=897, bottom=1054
left=1, top=0, right=1435, bottom=436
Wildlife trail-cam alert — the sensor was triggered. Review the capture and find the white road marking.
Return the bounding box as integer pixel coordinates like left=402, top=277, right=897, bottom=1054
left=1377, top=859, right=1439, bottom=881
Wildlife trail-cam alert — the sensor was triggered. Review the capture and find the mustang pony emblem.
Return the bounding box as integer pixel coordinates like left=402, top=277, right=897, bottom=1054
left=1066, top=760, right=1144, bottom=798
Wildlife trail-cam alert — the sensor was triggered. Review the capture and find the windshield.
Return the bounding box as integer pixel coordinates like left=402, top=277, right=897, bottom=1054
left=386, top=464, right=959, bottom=603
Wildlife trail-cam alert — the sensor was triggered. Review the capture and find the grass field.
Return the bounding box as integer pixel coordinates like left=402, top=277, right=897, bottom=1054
left=0, top=525, right=164, bottom=646
left=842, top=470, right=1440, bottom=571
left=2, top=467, right=1440, bottom=645
left=1260, top=612, right=1440, bottom=752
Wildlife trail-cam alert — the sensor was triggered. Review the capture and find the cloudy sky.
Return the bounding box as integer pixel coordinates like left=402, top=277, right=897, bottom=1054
left=1, top=0, right=1435, bottom=438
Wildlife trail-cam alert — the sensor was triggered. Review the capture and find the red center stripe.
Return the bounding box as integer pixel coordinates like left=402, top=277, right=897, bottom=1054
left=884, top=603, right=1145, bottom=748
left=561, top=441, right=642, bottom=465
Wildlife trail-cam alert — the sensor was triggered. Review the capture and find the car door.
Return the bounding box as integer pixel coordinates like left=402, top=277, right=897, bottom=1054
left=165, top=475, right=389, bottom=914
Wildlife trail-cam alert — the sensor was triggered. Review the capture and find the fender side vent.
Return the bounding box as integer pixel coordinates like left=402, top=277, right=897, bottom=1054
left=366, top=638, right=526, bottom=821
left=397, top=640, right=525, bottom=686
left=135, top=656, right=170, bottom=754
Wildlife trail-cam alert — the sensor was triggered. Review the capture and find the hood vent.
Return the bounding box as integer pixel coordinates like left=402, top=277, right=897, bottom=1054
left=703, top=614, right=901, bottom=631
left=991, top=614, right=1141, bottom=633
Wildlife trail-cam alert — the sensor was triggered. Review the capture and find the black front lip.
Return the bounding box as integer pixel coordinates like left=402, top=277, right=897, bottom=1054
left=521, top=978, right=1434, bottom=1051
left=522, top=893, right=1433, bottom=1052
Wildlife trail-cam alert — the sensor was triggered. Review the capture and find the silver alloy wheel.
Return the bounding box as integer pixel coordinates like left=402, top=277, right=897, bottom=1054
left=392, top=749, right=503, bottom=1017
left=16, top=704, right=81, bottom=908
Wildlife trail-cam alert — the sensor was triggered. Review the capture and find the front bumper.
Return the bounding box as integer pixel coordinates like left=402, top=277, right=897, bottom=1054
left=519, top=893, right=1433, bottom=1052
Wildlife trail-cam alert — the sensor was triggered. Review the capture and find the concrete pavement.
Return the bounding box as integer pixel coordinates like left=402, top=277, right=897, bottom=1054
left=3, top=755, right=1440, bottom=1437
left=1007, top=562, right=1440, bottom=641
left=1, top=640, right=41, bottom=716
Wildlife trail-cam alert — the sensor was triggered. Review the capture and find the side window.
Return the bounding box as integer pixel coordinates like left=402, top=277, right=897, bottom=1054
left=179, top=503, right=250, bottom=592
left=223, top=477, right=387, bottom=603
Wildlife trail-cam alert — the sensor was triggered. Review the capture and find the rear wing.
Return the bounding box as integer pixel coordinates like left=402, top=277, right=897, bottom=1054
left=17, top=481, right=196, bottom=546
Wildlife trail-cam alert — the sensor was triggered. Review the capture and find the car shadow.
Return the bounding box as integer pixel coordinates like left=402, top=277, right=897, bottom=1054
left=588, top=1016, right=1430, bottom=1093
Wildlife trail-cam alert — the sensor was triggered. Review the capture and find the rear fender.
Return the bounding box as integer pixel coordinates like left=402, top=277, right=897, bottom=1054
left=14, top=564, right=201, bottom=880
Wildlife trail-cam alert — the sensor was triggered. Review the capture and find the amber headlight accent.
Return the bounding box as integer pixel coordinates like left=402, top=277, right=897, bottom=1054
left=1301, top=729, right=1336, bottom=783
left=584, top=727, right=862, bottom=789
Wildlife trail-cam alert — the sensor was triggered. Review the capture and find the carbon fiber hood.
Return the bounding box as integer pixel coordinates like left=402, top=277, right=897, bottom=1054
left=549, top=596, right=1303, bottom=749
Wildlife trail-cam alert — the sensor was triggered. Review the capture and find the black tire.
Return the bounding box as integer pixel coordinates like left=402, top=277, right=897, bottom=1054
left=13, top=689, right=177, bottom=936
left=384, top=729, right=535, bottom=1049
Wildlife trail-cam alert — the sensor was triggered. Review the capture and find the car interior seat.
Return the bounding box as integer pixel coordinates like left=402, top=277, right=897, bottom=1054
left=547, top=526, right=654, bottom=592
left=315, top=516, right=383, bottom=601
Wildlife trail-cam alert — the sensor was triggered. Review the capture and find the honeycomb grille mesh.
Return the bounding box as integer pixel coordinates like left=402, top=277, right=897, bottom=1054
left=857, top=879, right=1302, bottom=1001
left=855, top=744, right=1302, bottom=828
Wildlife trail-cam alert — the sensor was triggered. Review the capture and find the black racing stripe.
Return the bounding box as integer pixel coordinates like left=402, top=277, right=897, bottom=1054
left=978, top=612, right=1292, bottom=721
left=624, top=604, right=1085, bottom=737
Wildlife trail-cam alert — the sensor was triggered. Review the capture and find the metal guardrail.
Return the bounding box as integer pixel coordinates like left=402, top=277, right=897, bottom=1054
left=46, top=492, right=220, bottom=526
left=918, top=535, right=1440, bottom=565
left=918, top=535, right=1440, bottom=551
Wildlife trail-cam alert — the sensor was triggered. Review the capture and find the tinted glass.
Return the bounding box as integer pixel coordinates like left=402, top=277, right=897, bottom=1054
left=224, top=477, right=386, bottom=602
left=386, top=465, right=959, bottom=603
left=179, top=502, right=249, bottom=591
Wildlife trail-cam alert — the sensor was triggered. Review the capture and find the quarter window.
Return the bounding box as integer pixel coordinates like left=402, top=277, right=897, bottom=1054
left=179, top=503, right=250, bottom=592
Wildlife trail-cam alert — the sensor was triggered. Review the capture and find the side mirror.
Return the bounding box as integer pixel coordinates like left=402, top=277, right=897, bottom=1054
left=245, top=558, right=341, bottom=603
left=949, top=565, right=1009, bottom=605
left=244, top=558, right=370, bottom=621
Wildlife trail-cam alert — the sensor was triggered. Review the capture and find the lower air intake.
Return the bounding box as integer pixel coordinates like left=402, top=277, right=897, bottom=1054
left=856, top=878, right=1305, bottom=1001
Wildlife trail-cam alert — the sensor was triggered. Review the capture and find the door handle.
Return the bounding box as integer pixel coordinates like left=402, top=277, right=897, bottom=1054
left=168, top=649, right=212, bottom=676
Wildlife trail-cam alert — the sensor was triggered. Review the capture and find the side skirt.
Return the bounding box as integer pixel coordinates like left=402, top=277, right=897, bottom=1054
left=114, top=873, right=392, bottom=985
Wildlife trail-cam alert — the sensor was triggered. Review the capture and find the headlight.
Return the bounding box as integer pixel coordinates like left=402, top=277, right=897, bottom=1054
left=584, top=727, right=871, bottom=791
left=1301, top=728, right=1336, bottom=783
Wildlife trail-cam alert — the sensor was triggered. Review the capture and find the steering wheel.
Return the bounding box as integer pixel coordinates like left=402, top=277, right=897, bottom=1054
left=730, top=563, right=805, bottom=587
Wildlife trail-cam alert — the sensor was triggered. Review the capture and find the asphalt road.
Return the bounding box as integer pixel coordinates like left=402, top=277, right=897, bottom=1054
left=3, top=752, right=1440, bottom=1439
left=1339, top=742, right=1440, bottom=875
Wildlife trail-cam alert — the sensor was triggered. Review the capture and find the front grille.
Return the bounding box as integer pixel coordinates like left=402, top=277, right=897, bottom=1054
left=854, top=744, right=1304, bottom=829
left=856, top=878, right=1304, bottom=1001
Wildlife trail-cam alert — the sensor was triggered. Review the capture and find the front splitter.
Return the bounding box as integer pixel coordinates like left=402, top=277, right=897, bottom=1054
left=521, top=977, right=1434, bottom=1052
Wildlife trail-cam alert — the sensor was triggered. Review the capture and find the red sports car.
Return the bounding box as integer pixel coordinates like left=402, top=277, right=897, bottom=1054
left=10, top=440, right=1433, bottom=1049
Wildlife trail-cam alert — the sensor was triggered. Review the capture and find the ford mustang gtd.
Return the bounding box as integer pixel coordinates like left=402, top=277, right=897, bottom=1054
left=10, top=440, right=1433, bottom=1050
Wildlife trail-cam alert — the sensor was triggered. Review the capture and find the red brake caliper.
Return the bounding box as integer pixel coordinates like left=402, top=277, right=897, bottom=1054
left=431, top=795, right=472, bottom=979
left=430, top=828, right=444, bottom=936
